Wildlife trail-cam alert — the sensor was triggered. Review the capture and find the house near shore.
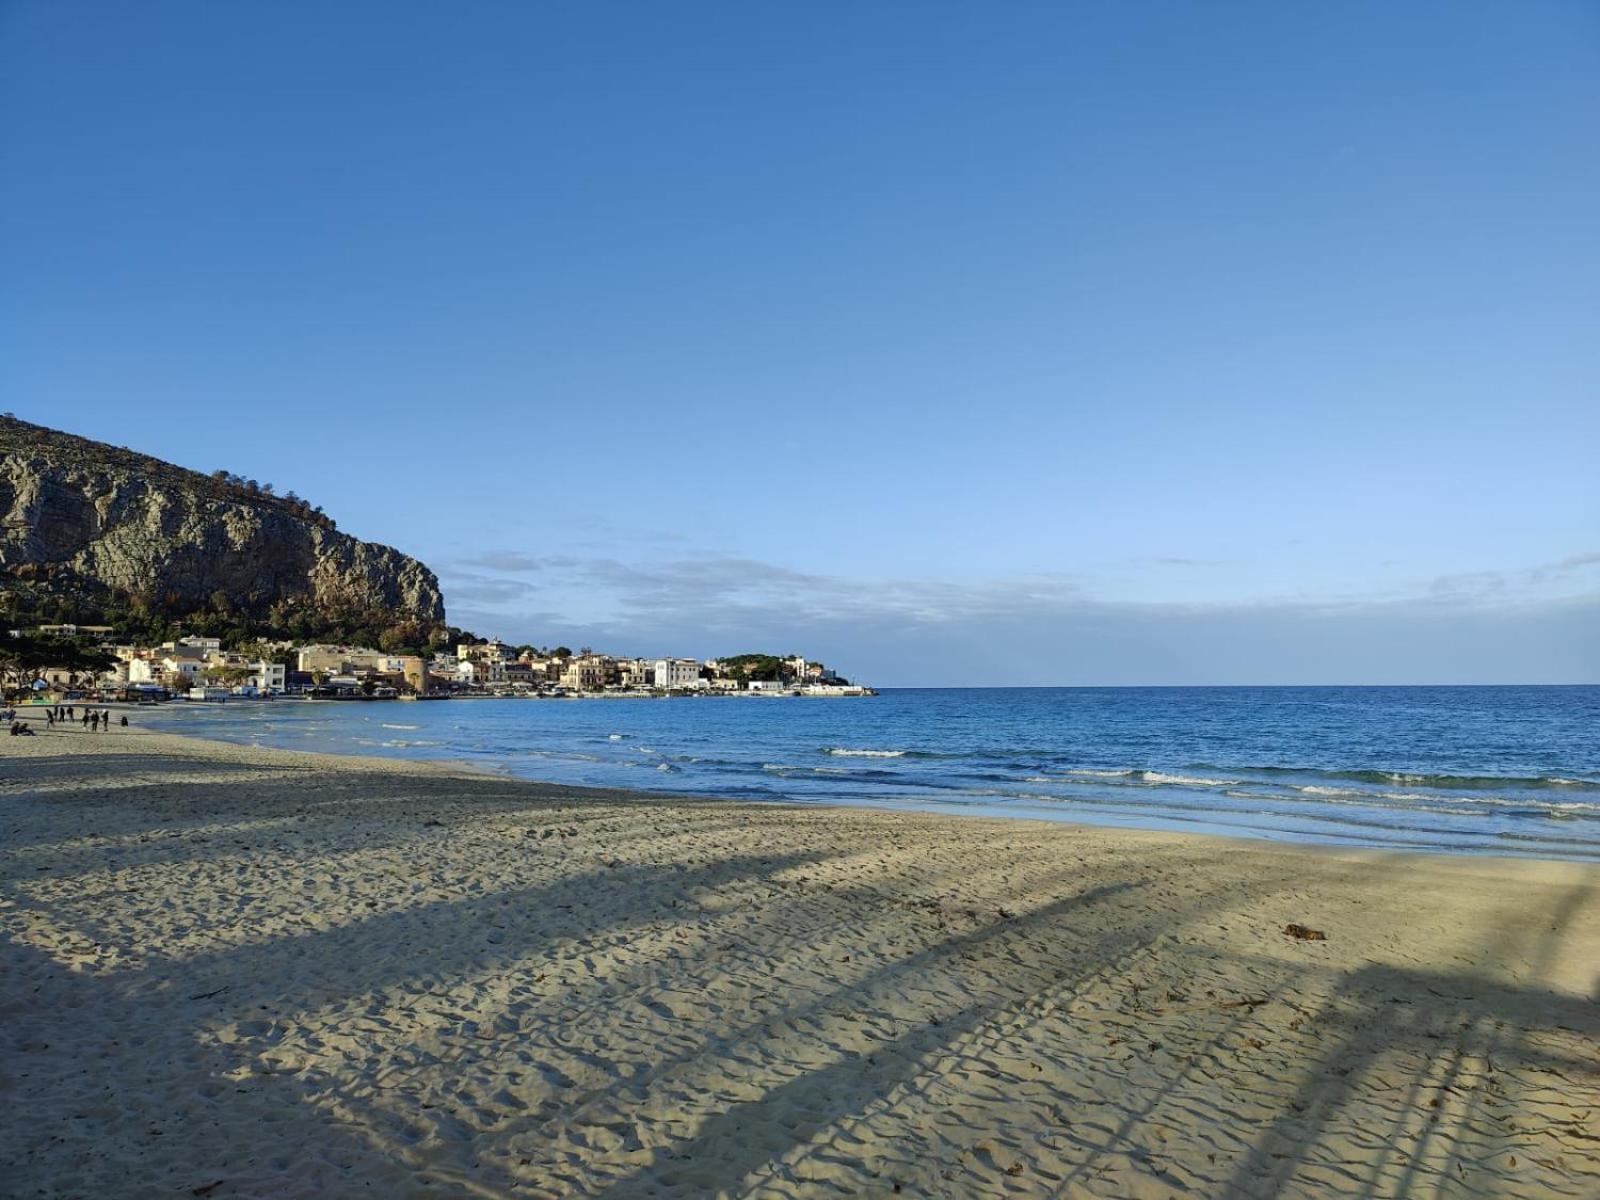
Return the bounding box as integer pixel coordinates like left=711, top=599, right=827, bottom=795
left=246, top=661, right=287, bottom=695
left=457, top=638, right=515, bottom=663
left=297, top=644, right=387, bottom=674
left=652, top=658, right=703, bottom=691
left=129, top=648, right=205, bottom=689
left=457, top=658, right=507, bottom=686
left=559, top=654, right=611, bottom=691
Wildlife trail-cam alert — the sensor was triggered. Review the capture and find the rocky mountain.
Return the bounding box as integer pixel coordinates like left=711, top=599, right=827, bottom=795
left=0, top=415, right=445, bottom=639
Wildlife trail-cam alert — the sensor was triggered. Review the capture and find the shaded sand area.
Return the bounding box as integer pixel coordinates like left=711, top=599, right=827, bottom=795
left=2, top=731, right=1597, bottom=1198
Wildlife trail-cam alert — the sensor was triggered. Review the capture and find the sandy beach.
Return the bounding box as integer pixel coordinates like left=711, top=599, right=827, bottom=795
left=2, top=728, right=1597, bottom=1199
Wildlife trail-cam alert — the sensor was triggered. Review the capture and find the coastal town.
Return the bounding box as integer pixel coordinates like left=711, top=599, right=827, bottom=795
left=1, top=623, right=872, bottom=703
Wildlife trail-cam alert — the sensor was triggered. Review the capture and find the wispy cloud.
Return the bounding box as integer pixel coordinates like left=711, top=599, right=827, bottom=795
left=455, top=551, right=544, bottom=572
left=435, top=570, right=540, bottom=607
left=1422, top=550, right=1600, bottom=606
left=435, top=545, right=1600, bottom=683
left=443, top=546, right=1600, bottom=630
left=451, top=552, right=1089, bottom=629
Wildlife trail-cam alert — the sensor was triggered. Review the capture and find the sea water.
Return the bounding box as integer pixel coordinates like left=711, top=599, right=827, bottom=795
left=141, top=686, right=1600, bottom=861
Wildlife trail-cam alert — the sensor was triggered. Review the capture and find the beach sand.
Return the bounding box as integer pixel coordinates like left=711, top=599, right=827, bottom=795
left=2, top=729, right=1597, bottom=1198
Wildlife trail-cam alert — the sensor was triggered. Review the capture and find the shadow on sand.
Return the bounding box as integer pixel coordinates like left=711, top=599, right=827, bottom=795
left=3, top=748, right=1597, bottom=1198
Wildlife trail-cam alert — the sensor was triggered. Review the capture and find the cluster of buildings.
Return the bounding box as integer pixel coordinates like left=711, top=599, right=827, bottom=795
left=11, top=624, right=869, bottom=701
left=22, top=629, right=290, bottom=701
left=447, top=641, right=866, bottom=696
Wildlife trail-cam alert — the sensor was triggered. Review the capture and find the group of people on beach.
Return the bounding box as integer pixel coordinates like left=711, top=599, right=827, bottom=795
left=43, top=705, right=126, bottom=731
left=5, top=704, right=129, bottom=737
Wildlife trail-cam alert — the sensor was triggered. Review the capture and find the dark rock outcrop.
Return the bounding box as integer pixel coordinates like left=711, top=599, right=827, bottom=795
left=0, top=415, right=444, bottom=630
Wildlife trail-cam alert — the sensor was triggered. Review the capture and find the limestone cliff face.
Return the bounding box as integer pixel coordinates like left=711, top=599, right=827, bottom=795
left=0, top=416, right=444, bottom=627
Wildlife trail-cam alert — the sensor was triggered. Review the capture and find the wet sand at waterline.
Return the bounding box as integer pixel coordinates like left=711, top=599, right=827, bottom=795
left=3, top=730, right=1597, bottom=1198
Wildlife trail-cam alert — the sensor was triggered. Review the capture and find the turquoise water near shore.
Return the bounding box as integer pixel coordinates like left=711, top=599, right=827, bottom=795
left=142, top=686, right=1600, bottom=861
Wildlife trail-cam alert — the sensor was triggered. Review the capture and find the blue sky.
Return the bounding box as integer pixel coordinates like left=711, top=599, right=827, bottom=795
left=3, top=2, right=1596, bottom=684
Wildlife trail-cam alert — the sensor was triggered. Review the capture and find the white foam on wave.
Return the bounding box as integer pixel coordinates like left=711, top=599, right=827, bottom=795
left=1141, top=771, right=1240, bottom=787
left=609, top=733, right=626, bottom=741
left=1061, top=768, right=1133, bottom=778
left=381, top=723, right=419, bottom=730
left=825, top=748, right=906, bottom=758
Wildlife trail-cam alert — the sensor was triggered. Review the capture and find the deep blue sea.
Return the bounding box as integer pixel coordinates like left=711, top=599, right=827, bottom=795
left=141, top=686, right=1600, bottom=861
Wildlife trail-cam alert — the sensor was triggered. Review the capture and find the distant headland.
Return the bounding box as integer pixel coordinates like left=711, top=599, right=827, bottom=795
left=0, top=417, right=865, bottom=700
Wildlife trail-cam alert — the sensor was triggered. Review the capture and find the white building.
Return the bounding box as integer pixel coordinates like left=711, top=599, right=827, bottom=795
left=457, top=658, right=507, bottom=686
left=247, top=661, right=287, bottom=695
left=457, top=639, right=515, bottom=663
left=653, top=658, right=701, bottom=690
left=132, top=655, right=204, bottom=687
